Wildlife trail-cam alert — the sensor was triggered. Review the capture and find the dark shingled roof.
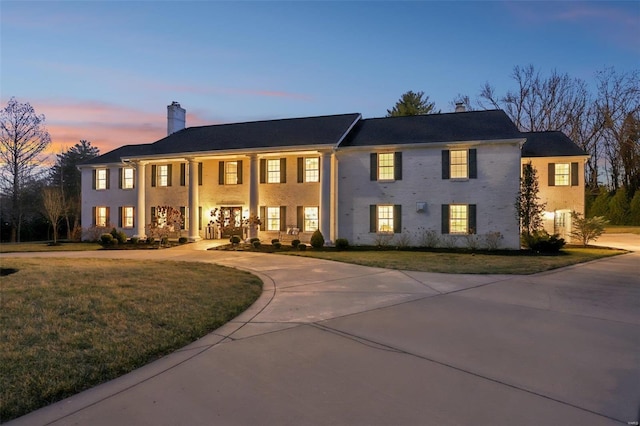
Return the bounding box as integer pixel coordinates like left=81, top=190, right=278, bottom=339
left=522, top=131, right=588, bottom=157
left=339, top=110, right=522, bottom=147
left=81, top=144, right=153, bottom=165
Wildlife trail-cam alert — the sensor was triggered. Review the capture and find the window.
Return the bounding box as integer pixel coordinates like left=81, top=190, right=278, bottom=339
left=95, top=168, right=109, bottom=190
left=554, top=163, right=570, bottom=186
left=377, top=205, right=394, bottom=233
left=303, top=207, right=318, bottom=232
left=121, top=206, right=134, bottom=228
left=369, top=204, right=401, bottom=233
left=157, top=165, right=169, bottom=187
left=267, top=159, right=281, bottom=183
left=121, top=168, right=134, bottom=189
left=266, top=207, right=280, bottom=231
left=548, top=162, right=579, bottom=187
left=226, top=161, right=238, bottom=185
left=370, top=152, right=402, bottom=181
left=95, top=206, right=109, bottom=227
left=450, top=150, right=468, bottom=179
left=449, top=205, right=468, bottom=234
left=260, top=158, right=285, bottom=183
left=305, top=158, right=319, bottom=183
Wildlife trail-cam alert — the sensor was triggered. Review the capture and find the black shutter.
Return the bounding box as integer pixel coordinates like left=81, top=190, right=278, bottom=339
left=151, top=207, right=156, bottom=222
left=370, top=153, right=378, bottom=181
left=118, top=207, right=123, bottom=228
left=180, top=206, right=186, bottom=230
left=297, top=206, right=304, bottom=230
left=393, top=205, right=402, bottom=233
left=469, top=149, right=477, bottom=179
left=180, top=163, right=186, bottom=186
left=105, top=169, right=110, bottom=189
left=167, top=164, right=172, bottom=186
left=370, top=205, right=377, bottom=233
left=548, top=163, right=555, bottom=186
left=151, top=165, right=157, bottom=187
left=468, top=204, right=477, bottom=234
left=442, top=150, right=450, bottom=179
left=118, top=168, right=123, bottom=189
left=259, top=206, right=266, bottom=231
left=260, top=159, right=266, bottom=183
left=394, top=152, right=402, bottom=180
left=571, top=162, right=579, bottom=186
left=280, top=206, right=287, bottom=231
left=105, top=207, right=110, bottom=227
left=219, top=161, right=225, bottom=185
left=297, top=157, right=304, bottom=183
left=441, top=204, right=450, bottom=234
left=92, top=170, right=97, bottom=189
left=237, top=160, right=243, bottom=184
left=92, top=206, right=96, bottom=225
left=198, top=162, right=203, bottom=186
left=198, top=206, right=202, bottom=230
left=280, top=158, right=287, bottom=183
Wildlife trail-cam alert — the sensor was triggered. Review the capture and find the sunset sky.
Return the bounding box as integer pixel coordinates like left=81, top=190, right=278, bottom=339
left=1, top=1, right=638, bottom=159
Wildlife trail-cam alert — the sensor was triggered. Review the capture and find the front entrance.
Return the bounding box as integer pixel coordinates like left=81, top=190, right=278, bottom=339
left=220, top=206, right=243, bottom=238
left=554, top=210, right=571, bottom=241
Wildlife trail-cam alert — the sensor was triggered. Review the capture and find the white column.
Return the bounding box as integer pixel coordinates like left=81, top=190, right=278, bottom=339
left=133, top=161, right=146, bottom=239
left=248, top=154, right=259, bottom=239
left=319, top=151, right=332, bottom=244
left=188, top=158, right=201, bottom=241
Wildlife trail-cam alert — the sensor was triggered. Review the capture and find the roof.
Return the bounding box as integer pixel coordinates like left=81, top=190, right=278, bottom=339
left=81, top=144, right=153, bottom=165
left=521, top=131, right=588, bottom=157
left=339, top=110, right=522, bottom=147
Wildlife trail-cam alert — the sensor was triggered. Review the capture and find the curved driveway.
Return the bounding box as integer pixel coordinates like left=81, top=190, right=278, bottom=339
left=5, top=234, right=640, bottom=426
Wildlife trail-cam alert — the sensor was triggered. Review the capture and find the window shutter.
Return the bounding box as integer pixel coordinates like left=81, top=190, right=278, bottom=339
left=118, top=168, right=123, bottom=189
left=280, top=206, right=287, bottom=231
left=198, top=206, right=202, bottom=230
left=151, top=165, right=157, bottom=187
left=469, top=149, right=477, bottom=179
left=218, top=161, right=225, bottom=185
left=297, top=157, right=304, bottom=183
left=118, top=207, right=123, bottom=228
left=237, top=160, right=243, bottom=184
left=441, top=204, right=450, bottom=234
left=280, top=158, right=287, bottom=183
left=151, top=206, right=156, bottom=222
left=370, top=153, right=378, bottom=181
left=92, top=206, right=96, bottom=225
left=105, top=169, right=110, bottom=189
left=180, top=163, right=186, bottom=186
left=393, top=204, right=402, bottom=233
left=167, top=164, right=172, bottom=186
left=180, top=207, right=186, bottom=230
left=132, top=207, right=135, bottom=228
left=198, top=162, right=203, bottom=186
left=297, top=206, right=304, bottom=229
left=571, top=162, right=579, bottom=186
left=105, top=207, right=110, bottom=227
left=92, top=170, right=96, bottom=190
left=394, top=152, right=402, bottom=180
left=260, top=159, right=266, bottom=183
left=442, top=150, right=450, bottom=179
left=548, top=163, right=555, bottom=186
left=259, top=206, right=266, bottom=231
left=370, top=205, right=377, bottom=233
left=469, top=204, right=477, bottom=234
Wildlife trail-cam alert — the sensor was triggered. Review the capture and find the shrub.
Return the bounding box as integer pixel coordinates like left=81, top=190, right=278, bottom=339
left=335, top=238, right=349, bottom=250
left=523, top=230, right=565, bottom=253
left=110, top=228, right=127, bottom=244
left=416, top=227, right=439, bottom=248
left=569, top=212, right=608, bottom=247
left=273, top=242, right=282, bottom=249
left=130, top=237, right=139, bottom=245
left=395, top=231, right=412, bottom=248
left=484, top=232, right=503, bottom=251
left=291, top=239, right=301, bottom=248
left=465, top=234, right=480, bottom=250
left=271, top=238, right=280, bottom=245
left=298, top=243, right=307, bottom=251
left=178, top=237, right=188, bottom=244
left=252, top=240, right=261, bottom=249
left=100, top=233, right=114, bottom=246
left=160, top=236, right=169, bottom=246
left=373, top=233, right=393, bottom=248
left=310, top=230, right=325, bottom=248
left=147, top=237, right=155, bottom=244
left=249, top=237, right=260, bottom=244
left=230, top=235, right=241, bottom=245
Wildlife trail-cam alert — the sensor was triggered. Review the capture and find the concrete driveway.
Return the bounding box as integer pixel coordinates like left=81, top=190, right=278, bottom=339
left=4, top=235, right=640, bottom=426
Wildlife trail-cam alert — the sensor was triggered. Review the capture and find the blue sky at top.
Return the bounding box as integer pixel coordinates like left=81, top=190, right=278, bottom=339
left=1, top=1, right=638, bottom=154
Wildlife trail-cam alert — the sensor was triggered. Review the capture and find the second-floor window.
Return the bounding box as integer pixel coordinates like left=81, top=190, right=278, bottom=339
left=267, top=159, right=280, bottom=183
left=95, top=168, right=109, bottom=190
left=371, top=152, right=402, bottom=181
left=226, top=161, right=239, bottom=185
left=158, top=165, right=169, bottom=187
left=553, top=163, right=570, bottom=186
left=121, top=168, right=134, bottom=189
left=305, top=158, right=319, bottom=182
left=442, top=149, right=477, bottom=179
left=548, top=162, right=579, bottom=187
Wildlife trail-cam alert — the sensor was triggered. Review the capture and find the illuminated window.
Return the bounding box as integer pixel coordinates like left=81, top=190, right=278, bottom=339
left=122, top=206, right=134, bottom=228
left=225, top=161, right=238, bottom=185
left=95, top=169, right=108, bottom=190
left=450, top=150, right=468, bottom=179
left=554, top=163, right=570, bottom=186
left=449, top=205, right=468, bottom=234
left=266, top=207, right=280, bottom=231
left=157, top=165, right=169, bottom=187
left=305, top=158, right=319, bottom=183
left=122, top=168, right=134, bottom=189
left=304, top=207, right=319, bottom=232
left=378, top=153, right=395, bottom=180
left=95, top=206, right=108, bottom=227
left=377, top=205, right=394, bottom=233
left=267, top=159, right=281, bottom=183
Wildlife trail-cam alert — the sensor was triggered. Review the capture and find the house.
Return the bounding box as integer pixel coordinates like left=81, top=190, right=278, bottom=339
left=80, top=102, right=587, bottom=249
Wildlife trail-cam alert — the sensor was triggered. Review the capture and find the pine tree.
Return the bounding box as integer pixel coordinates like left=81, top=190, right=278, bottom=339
left=515, top=162, right=546, bottom=235
left=386, top=91, right=438, bottom=117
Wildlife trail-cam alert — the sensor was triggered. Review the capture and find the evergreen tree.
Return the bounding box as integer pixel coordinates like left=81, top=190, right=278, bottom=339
left=588, top=187, right=611, bottom=218
left=608, top=187, right=630, bottom=225
left=515, top=162, right=546, bottom=235
left=629, top=191, right=640, bottom=225
left=387, top=91, right=438, bottom=117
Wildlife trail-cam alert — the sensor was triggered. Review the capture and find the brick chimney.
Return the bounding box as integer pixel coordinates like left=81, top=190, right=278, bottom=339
left=167, top=101, right=186, bottom=135
left=455, top=102, right=466, bottom=113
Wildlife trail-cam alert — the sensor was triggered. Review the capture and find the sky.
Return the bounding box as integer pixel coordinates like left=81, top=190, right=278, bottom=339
left=1, top=1, right=639, bottom=158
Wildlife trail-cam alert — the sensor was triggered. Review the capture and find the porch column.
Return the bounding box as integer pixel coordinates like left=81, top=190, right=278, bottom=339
left=188, top=158, right=201, bottom=241
left=319, top=151, right=332, bottom=244
left=248, top=154, right=259, bottom=239
left=133, top=161, right=146, bottom=239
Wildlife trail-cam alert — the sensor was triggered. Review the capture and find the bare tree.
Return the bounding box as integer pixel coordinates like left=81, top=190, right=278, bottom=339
left=0, top=98, right=51, bottom=242
left=41, top=186, right=64, bottom=244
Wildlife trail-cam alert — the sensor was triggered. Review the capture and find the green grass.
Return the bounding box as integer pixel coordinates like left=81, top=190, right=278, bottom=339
left=0, top=241, right=102, bottom=253
left=0, top=258, right=262, bottom=421
left=280, top=247, right=625, bottom=274
left=604, top=226, right=640, bottom=235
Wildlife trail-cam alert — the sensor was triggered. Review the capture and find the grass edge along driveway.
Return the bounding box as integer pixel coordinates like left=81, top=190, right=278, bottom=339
left=0, top=258, right=262, bottom=422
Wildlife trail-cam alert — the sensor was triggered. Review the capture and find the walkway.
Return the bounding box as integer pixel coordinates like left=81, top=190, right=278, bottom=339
left=5, top=235, right=640, bottom=425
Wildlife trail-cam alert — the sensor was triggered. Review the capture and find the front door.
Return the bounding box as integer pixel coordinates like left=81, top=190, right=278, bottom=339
left=220, top=207, right=243, bottom=238
left=554, top=210, right=570, bottom=241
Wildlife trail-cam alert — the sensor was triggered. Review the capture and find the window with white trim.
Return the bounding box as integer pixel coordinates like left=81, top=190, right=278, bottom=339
left=449, top=205, right=468, bottom=234
left=225, top=161, right=238, bottom=185
left=267, top=159, right=281, bottom=183
left=157, top=165, right=169, bottom=187
left=554, top=163, right=570, bottom=186
left=305, top=158, right=319, bottom=183
left=266, top=207, right=281, bottom=231
left=96, top=169, right=108, bottom=190
left=96, top=206, right=108, bottom=227
left=377, top=205, right=394, bottom=233
left=377, top=153, right=395, bottom=181
left=122, top=168, right=134, bottom=189
left=122, top=206, right=134, bottom=228
left=304, top=207, right=319, bottom=232
left=450, top=150, right=468, bottom=179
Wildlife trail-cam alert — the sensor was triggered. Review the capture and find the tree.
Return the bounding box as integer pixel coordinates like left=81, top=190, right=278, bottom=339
left=387, top=91, right=438, bottom=117
left=0, top=97, right=52, bottom=242
left=49, top=140, right=100, bottom=239
left=516, top=162, right=546, bottom=235
left=608, top=187, right=630, bottom=225
left=569, top=212, right=607, bottom=247
left=629, top=191, right=640, bottom=225
left=41, top=186, right=64, bottom=244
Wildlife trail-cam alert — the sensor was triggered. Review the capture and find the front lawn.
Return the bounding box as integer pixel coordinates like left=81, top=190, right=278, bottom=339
left=0, top=241, right=102, bottom=253
left=0, top=258, right=262, bottom=422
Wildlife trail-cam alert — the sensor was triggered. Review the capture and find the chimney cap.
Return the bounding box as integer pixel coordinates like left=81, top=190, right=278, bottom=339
left=455, top=102, right=466, bottom=112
